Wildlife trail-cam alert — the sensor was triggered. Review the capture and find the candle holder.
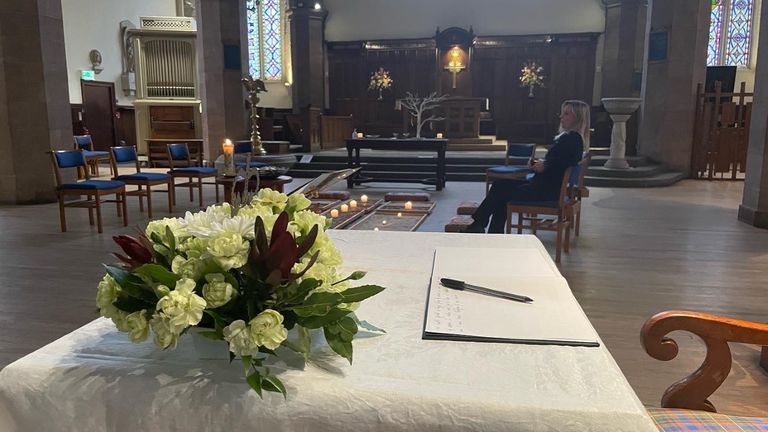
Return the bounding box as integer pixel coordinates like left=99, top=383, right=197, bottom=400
left=242, top=75, right=268, bottom=156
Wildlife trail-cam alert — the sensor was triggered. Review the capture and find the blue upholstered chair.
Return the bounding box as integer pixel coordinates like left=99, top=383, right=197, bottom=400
left=73, top=135, right=113, bottom=177
left=49, top=149, right=127, bottom=234
left=565, top=153, right=591, bottom=239
left=485, top=143, right=537, bottom=195
left=505, top=166, right=573, bottom=263
left=234, top=141, right=266, bottom=170
left=166, top=143, right=219, bottom=207
left=110, top=145, right=173, bottom=218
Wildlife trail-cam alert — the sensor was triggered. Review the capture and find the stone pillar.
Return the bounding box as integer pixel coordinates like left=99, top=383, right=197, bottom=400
left=288, top=5, right=327, bottom=111
left=0, top=0, right=73, bottom=204
left=739, top=4, right=768, bottom=229
left=638, top=0, right=711, bottom=173
left=601, top=0, right=645, bottom=98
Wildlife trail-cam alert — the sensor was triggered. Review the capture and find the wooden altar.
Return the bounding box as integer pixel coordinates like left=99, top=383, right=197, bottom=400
left=441, top=97, right=487, bottom=139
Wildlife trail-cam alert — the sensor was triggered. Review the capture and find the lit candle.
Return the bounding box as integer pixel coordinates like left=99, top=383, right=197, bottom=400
left=340, top=204, right=349, bottom=213
left=382, top=220, right=387, bottom=225
left=397, top=212, right=402, bottom=217
left=222, top=139, right=234, bottom=155
left=349, top=200, right=358, bottom=209
left=404, top=201, right=413, bottom=210
left=222, top=139, right=235, bottom=176
left=356, top=132, right=364, bottom=138
left=360, top=195, right=368, bottom=204
left=330, top=209, right=339, bottom=218
left=374, top=227, right=379, bottom=231
left=436, top=133, right=444, bottom=139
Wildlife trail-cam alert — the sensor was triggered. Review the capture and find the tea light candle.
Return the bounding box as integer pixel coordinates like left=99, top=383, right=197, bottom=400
left=404, top=201, right=413, bottom=210
left=436, top=133, right=444, bottom=139
left=374, top=227, right=379, bottom=231
left=340, top=204, right=349, bottom=213
left=330, top=209, right=339, bottom=218
left=382, top=220, right=387, bottom=225
left=397, top=212, right=402, bottom=217
left=356, top=132, right=364, bottom=138
left=349, top=200, right=358, bottom=209
left=360, top=195, right=368, bottom=204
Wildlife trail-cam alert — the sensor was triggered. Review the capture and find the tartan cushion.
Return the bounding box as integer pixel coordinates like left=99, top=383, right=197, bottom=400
left=647, top=407, right=768, bottom=431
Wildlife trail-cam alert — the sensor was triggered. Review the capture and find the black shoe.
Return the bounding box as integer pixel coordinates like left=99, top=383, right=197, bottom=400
left=464, top=222, right=486, bottom=233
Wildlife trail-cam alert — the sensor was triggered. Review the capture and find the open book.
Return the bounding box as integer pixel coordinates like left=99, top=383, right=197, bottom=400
left=288, top=168, right=360, bottom=197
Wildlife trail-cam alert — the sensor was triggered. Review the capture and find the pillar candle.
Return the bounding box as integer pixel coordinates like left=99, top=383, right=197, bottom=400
left=340, top=204, right=349, bottom=213
left=436, top=133, right=444, bottom=139
left=330, top=209, right=339, bottom=218
left=404, top=201, right=413, bottom=210
left=360, top=195, right=368, bottom=204
left=357, top=132, right=364, bottom=138
left=397, top=212, right=402, bottom=217
left=349, top=200, right=358, bottom=209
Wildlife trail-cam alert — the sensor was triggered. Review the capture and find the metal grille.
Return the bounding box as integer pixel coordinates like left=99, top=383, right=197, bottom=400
left=140, top=16, right=196, bottom=31
left=142, top=39, right=196, bottom=98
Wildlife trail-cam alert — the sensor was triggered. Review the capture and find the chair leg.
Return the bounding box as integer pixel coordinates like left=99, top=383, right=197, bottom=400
left=555, top=223, right=563, bottom=263
left=505, top=208, right=511, bottom=234
left=146, top=186, right=153, bottom=218
left=575, top=208, right=582, bottom=237
left=95, top=192, right=104, bottom=234
left=121, top=190, right=128, bottom=227
left=170, top=179, right=177, bottom=207
left=564, top=221, right=571, bottom=253
left=188, top=176, right=194, bottom=202
left=88, top=207, right=94, bottom=226
left=517, top=212, right=523, bottom=234
left=138, top=185, right=144, bottom=213
left=116, top=193, right=122, bottom=218
left=58, top=195, right=67, bottom=232
left=485, top=177, right=490, bottom=196
left=214, top=180, right=220, bottom=203
left=167, top=180, right=174, bottom=213
left=198, top=176, right=204, bottom=208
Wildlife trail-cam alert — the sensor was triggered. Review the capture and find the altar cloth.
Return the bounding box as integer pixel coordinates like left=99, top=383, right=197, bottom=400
left=0, top=231, right=657, bottom=432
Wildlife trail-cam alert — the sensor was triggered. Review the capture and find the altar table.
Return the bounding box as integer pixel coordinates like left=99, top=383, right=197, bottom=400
left=0, top=232, right=657, bottom=432
left=346, top=138, right=447, bottom=191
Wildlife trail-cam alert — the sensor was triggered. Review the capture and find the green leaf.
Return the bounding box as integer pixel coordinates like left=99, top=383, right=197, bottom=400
left=104, top=265, right=157, bottom=304
left=337, top=316, right=358, bottom=341
left=351, top=315, right=387, bottom=334
left=246, top=371, right=263, bottom=397
left=112, top=295, right=153, bottom=313
left=282, top=278, right=321, bottom=305
left=290, top=292, right=344, bottom=317
left=262, top=375, right=287, bottom=399
left=297, top=308, right=352, bottom=329
left=338, top=285, right=385, bottom=303
left=134, top=264, right=180, bottom=287
left=324, top=327, right=353, bottom=364
left=332, top=270, right=367, bottom=286
left=165, top=225, right=176, bottom=252
left=196, top=330, right=221, bottom=341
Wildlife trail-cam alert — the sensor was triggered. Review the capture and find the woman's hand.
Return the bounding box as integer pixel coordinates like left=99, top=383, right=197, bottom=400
left=532, top=160, right=546, bottom=173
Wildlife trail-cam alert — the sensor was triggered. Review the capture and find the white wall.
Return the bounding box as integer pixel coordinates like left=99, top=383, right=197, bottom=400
left=324, top=0, right=606, bottom=41
left=62, top=0, right=177, bottom=105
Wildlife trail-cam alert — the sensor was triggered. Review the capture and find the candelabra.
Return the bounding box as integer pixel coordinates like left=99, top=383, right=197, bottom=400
left=242, top=75, right=267, bottom=155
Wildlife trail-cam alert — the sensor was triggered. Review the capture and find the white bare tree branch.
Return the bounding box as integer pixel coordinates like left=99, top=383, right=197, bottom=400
left=401, top=92, right=448, bottom=138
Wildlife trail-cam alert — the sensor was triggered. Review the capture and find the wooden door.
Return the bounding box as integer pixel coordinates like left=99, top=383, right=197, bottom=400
left=81, top=81, right=117, bottom=150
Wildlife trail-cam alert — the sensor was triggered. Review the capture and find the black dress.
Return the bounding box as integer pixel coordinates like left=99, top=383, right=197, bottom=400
left=471, top=130, right=584, bottom=233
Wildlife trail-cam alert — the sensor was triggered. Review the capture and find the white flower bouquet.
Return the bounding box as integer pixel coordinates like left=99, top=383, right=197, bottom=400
left=368, top=67, right=393, bottom=100
left=97, top=189, right=385, bottom=397
left=520, top=61, right=545, bottom=88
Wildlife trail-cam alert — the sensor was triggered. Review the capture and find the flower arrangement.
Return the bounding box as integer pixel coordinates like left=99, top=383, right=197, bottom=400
left=368, top=67, right=393, bottom=100
left=520, top=61, right=545, bottom=97
left=97, top=189, right=385, bottom=397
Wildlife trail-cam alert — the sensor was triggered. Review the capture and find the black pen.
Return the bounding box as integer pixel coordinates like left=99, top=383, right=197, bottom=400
left=440, top=278, right=533, bottom=303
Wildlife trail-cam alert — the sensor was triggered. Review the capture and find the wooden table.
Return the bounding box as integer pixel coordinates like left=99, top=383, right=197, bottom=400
left=345, top=138, right=447, bottom=191
left=216, top=175, right=292, bottom=203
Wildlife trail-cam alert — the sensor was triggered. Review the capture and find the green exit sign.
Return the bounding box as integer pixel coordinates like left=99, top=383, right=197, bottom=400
left=81, top=70, right=95, bottom=81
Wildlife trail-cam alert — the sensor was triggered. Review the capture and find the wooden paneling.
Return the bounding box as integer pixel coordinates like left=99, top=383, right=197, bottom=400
left=328, top=33, right=599, bottom=144
left=116, top=106, right=136, bottom=148
left=321, top=115, right=354, bottom=149
left=149, top=106, right=196, bottom=139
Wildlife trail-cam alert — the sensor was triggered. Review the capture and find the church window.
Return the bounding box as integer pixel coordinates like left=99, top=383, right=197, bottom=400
left=246, top=0, right=284, bottom=80
left=707, top=0, right=755, bottom=67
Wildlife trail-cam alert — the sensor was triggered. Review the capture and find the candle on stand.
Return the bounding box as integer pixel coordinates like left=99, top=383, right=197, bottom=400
left=349, top=200, right=358, bottom=209
left=404, top=201, right=413, bottom=210
left=356, top=132, right=364, bottom=138
left=330, top=209, right=339, bottom=218
left=436, top=133, right=444, bottom=139
left=360, top=195, right=368, bottom=204
left=222, top=139, right=235, bottom=176
left=340, top=204, right=349, bottom=213
left=397, top=212, right=402, bottom=218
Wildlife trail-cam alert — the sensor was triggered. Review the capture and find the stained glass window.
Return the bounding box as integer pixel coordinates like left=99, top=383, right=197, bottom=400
left=246, top=0, right=283, bottom=80
left=707, top=0, right=755, bottom=67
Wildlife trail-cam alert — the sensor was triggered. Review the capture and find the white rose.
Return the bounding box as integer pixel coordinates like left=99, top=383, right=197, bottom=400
left=171, top=255, right=205, bottom=280
left=96, top=274, right=120, bottom=311
left=202, top=273, right=236, bottom=308
left=249, top=309, right=288, bottom=350
left=287, top=193, right=311, bottom=212
left=207, top=233, right=250, bottom=270
left=290, top=210, right=328, bottom=239
left=150, top=313, right=179, bottom=349
left=252, top=189, right=288, bottom=211
left=223, top=320, right=259, bottom=357
left=124, top=310, right=150, bottom=342
left=145, top=217, right=188, bottom=244
left=156, top=278, right=207, bottom=333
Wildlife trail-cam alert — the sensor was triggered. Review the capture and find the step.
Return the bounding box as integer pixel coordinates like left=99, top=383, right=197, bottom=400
left=589, top=155, right=648, bottom=167
left=584, top=171, right=686, bottom=188
left=586, top=165, right=664, bottom=178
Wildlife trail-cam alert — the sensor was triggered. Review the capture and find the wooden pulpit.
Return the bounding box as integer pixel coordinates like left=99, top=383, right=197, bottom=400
left=441, top=97, right=488, bottom=139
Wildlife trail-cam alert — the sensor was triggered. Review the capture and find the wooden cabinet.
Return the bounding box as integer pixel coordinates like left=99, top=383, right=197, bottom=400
left=149, top=106, right=196, bottom=139
left=442, top=98, right=486, bottom=139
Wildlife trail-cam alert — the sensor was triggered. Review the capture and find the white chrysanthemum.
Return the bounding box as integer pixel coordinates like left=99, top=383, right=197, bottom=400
left=150, top=313, right=179, bottom=349
left=171, top=255, right=206, bottom=280
left=156, top=278, right=207, bottom=333
left=287, top=193, right=311, bottom=212
left=181, top=205, right=232, bottom=238
left=178, top=237, right=209, bottom=259
left=206, top=233, right=250, bottom=270
left=202, top=273, right=236, bottom=308
left=249, top=310, right=288, bottom=350
left=205, top=215, right=257, bottom=240
left=145, top=217, right=188, bottom=243
left=251, top=189, right=288, bottom=211
left=124, top=310, right=150, bottom=342
left=223, top=320, right=259, bottom=357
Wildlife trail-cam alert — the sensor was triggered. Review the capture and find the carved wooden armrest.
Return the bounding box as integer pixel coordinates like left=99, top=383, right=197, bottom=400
left=641, top=310, right=768, bottom=412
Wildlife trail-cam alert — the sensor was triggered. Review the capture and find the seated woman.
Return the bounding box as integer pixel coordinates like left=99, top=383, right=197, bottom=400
left=467, top=100, right=590, bottom=233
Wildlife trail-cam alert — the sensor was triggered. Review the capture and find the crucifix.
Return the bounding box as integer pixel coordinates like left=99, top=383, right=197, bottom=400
left=444, top=47, right=466, bottom=89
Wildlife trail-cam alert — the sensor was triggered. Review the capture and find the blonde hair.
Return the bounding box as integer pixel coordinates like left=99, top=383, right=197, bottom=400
left=560, top=100, right=591, bottom=150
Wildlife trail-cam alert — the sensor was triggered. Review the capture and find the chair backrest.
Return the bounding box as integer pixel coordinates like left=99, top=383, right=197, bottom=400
left=558, top=166, right=574, bottom=209
left=569, top=152, right=591, bottom=200
left=73, top=135, right=94, bottom=151
left=110, top=145, right=141, bottom=175
left=50, top=150, right=88, bottom=186
left=234, top=141, right=253, bottom=154
left=167, top=143, right=191, bottom=170
left=506, top=143, right=536, bottom=165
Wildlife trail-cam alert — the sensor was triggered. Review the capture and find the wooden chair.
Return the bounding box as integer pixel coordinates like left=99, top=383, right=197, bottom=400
left=565, top=153, right=592, bottom=239
left=485, top=143, right=536, bottom=195
left=49, top=149, right=127, bottom=234
left=167, top=143, right=219, bottom=208
left=642, top=310, right=768, bottom=430
left=505, top=167, right=572, bottom=263
left=73, top=135, right=113, bottom=177
left=110, top=145, right=173, bottom=218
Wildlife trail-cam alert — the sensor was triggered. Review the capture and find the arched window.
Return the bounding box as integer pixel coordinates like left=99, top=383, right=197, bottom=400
left=246, top=0, right=284, bottom=80
left=708, top=0, right=755, bottom=67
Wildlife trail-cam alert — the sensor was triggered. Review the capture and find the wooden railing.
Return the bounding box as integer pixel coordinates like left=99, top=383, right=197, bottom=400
left=691, top=81, right=752, bottom=180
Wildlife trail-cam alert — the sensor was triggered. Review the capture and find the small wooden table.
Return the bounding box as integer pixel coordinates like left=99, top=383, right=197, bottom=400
left=216, top=175, right=292, bottom=203
left=345, top=138, right=447, bottom=191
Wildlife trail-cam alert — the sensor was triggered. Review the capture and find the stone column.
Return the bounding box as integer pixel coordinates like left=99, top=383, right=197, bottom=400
left=0, top=0, right=73, bottom=204
left=601, top=0, right=645, bottom=98
left=196, top=0, right=227, bottom=162
left=739, top=4, right=768, bottom=228
left=638, top=0, right=711, bottom=173
left=288, top=5, right=327, bottom=111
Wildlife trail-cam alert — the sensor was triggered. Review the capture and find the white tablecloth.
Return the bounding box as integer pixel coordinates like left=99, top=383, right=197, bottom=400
left=0, top=231, right=657, bottom=432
